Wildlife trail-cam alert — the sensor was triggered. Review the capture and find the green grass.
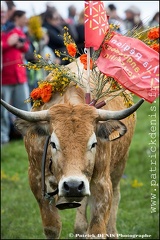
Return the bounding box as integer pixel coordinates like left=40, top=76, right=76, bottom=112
left=1, top=97, right=159, bottom=239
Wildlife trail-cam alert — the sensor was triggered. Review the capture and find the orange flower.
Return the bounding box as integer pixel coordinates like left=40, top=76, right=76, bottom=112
left=66, top=43, right=77, bottom=57
left=147, top=27, right=159, bottom=40
left=30, top=83, right=52, bottom=103
left=150, top=43, right=159, bottom=53
left=80, top=54, right=93, bottom=70
left=40, top=84, right=52, bottom=103
left=30, top=88, right=41, bottom=100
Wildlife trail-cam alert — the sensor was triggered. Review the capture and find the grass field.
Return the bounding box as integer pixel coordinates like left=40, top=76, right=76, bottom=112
left=1, top=97, right=159, bottom=239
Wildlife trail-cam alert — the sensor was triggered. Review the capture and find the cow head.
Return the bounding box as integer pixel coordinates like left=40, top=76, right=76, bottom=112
left=0, top=99, right=144, bottom=208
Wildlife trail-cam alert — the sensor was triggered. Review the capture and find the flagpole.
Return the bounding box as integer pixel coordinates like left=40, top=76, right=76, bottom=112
left=84, top=1, right=109, bottom=104
left=85, top=47, right=91, bottom=104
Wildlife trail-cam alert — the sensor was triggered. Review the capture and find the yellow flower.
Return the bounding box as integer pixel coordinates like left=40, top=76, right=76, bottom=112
left=131, top=179, right=143, bottom=188
left=45, top=53, right=50, bottom=59
left=28, top=15, right=44, bottom=41
left=37, top=54, right=42, bottom=59
left=55, top=50, right=61, bottom=57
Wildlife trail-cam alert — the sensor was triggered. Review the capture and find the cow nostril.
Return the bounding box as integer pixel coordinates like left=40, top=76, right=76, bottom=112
left=78, top=181, right=84, bottom=191
left=63, top=180, right=85, bottom=195
left=63, top=181, right=70, bottom=192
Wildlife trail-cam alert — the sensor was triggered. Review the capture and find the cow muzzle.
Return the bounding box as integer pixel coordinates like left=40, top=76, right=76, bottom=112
left=56, top=178, right=89, bottom=210
left=58, top=176, right=90, bottom=205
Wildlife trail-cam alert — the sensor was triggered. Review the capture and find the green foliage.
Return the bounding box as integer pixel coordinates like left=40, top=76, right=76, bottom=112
left=1, top=97, right=159, bottom=239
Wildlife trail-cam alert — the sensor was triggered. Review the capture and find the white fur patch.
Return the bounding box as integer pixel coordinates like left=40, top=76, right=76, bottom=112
left=50, top=131, right=61, bottom=152
left=87, top=133, right=97, bottom=151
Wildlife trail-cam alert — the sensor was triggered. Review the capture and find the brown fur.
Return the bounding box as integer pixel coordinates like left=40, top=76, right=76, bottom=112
left=14, top=60, right=137, bottom=239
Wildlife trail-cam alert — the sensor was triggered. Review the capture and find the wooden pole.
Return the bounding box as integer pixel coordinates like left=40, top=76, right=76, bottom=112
left=85, top=48, right=91, bottom=104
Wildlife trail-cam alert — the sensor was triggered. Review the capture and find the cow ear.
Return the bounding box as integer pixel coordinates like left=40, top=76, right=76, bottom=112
left=96, top=120, right=127, bottom=141
left=14, top=118, right=50, bottom=136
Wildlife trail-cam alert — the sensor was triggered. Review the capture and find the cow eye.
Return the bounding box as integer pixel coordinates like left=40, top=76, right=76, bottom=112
left=91, top=142, right=97, bottom=149
left=50, top=142, right=57, bottom=149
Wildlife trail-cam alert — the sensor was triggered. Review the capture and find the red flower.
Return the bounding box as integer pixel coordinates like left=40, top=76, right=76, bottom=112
left=150, top=43, right=159, bottom=53
left=30, top=88, right=41, bottom=100
left=66, top=43, right=77, bottom=57
left=40, top=84, right=52, bottom=103
left=30, top=83, right=52, bottom=103
left=80, top=54, right=93, bottom=70
left=147, top=28, right=159, bottom=40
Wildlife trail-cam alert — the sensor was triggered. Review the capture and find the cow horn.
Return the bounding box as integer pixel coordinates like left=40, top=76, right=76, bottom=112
left=96, top=99, right=144, bottom=121
left=1, top=99, right=50, bottom=122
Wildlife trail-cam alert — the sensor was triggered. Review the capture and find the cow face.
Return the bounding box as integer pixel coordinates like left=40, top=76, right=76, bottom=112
left=48, top=104, right=127, bottom=202
left=15, top=103, right=127, bottom=204
left=48, top=104, right=98, bottom=200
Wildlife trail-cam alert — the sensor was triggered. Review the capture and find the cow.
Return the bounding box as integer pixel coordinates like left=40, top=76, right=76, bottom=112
left=1, top=58, right=144, bottom=239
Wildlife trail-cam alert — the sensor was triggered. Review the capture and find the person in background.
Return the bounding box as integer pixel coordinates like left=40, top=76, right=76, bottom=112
left=25, top=25, right=61, bottom=92
left=39, top=27, right=61, bottom=65
left=3, top=1, right=16, bottom=31
left=1, top=1, right=8, bottom=32
left=1, top=1, right=8, bottom=71
left=42, top=9, right=66, bottom=64
left=123, top=5, right=144, bottom=34
left=40, top=2, right=66, bottom=26
left=65, top=4, right=78, bottom=42
left=67, top=4, right=78, bottom=25
left=42, top=8, right=76, bottom=65
left=148, top=12, right=159, bottom=27
left=75, top=10, right=85, bottom=54
left=105, top=3, right=124, bottom=34
left=1, top=10, right=31, bottom=144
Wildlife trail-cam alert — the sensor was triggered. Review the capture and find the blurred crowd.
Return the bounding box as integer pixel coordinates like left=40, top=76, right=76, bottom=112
left=1, top=1, right=159, bottom=145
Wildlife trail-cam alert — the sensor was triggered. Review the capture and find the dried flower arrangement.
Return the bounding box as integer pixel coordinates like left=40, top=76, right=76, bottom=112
left=23, top=24, right=159, bottom=108
left=131, top=26, right=159, bottom=53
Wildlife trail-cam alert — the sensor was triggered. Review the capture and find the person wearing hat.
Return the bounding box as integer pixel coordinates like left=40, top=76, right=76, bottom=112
left=123, top=5, right=144, bottom=34
left=106, top=3, right=124, bottom=34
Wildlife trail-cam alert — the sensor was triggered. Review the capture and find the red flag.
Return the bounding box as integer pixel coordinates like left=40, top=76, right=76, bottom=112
left=84, top=1, right=109, bottom=50
left=96, top=32, right=159, bottom=103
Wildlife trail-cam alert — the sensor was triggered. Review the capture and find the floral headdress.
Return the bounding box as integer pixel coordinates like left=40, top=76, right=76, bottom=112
left=23, top=24, right=159, bottom=108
